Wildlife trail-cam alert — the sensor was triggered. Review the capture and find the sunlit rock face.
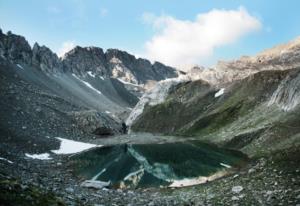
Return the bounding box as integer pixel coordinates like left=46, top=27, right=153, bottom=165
left=105, top=49, right=178, bottom=85
left=69, top=141, right=247, bottom=189
left=268, top=69, right=300, bottom=111
left=186, top=36, right=300, bottom=85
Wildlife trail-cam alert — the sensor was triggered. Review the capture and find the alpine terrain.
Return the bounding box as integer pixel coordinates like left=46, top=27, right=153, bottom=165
left=0, top=29, right=300, bottom=206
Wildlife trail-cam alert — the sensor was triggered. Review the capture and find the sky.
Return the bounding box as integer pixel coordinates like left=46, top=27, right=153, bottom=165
left=0, top=0, right=300, bottom=70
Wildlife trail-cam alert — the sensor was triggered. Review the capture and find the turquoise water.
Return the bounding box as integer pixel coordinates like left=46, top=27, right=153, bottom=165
left=70, top=137, right=247, bottom=189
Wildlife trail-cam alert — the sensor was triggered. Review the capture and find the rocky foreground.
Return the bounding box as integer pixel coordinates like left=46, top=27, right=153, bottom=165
left=0, top=146, right=299, bottom=206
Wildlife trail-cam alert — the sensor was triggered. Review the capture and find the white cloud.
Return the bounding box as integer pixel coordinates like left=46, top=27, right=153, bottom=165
left=57, top=41, right=76, bottom=57
left=143, top=7, right=262, bottom=69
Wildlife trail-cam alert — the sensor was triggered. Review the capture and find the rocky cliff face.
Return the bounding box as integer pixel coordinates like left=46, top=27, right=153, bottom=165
left=268, top=68, right=300, bottom=111
left=32, top=43, right=62, bottom=73
left=0, top=29, right=32, bottom=64
left=62, top=46, right=109, bottom=76
left=105, top=49, right=178, bottom=84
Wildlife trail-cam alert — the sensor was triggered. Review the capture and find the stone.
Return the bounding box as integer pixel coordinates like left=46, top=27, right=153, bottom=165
left=232, top=186, right=243, bottom=194
left=81, top=180, right=111, bottom=189
left=248, top=168, right=256, bottom=174
left=66, top=187, right=74, bottom=193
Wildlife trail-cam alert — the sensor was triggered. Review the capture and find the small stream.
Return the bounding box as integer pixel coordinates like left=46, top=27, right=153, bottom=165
left=69, top=134, right=248, bottom=189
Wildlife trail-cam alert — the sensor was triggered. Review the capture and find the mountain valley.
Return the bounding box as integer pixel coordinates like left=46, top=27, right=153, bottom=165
left=0, top=29, right=299, bottom=205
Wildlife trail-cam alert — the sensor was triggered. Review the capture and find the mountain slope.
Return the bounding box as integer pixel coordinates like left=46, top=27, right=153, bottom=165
left=0, top=29, right=179, bottom=147
left=130, top=37, right=300, bottom=157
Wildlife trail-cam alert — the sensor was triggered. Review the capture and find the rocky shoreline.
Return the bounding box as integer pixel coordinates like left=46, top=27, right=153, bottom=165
left=0, top=145, right=299, bottom=206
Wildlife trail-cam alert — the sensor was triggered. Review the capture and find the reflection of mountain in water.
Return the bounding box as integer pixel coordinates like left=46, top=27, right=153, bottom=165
left=70, top=140, right=247, bottom=189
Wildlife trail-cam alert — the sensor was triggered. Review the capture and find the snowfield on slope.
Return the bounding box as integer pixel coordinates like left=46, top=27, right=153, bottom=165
left=25, top=153, right=52, bottom=160
left=215, top=88, right=225, bottom=98
left=72, top=74, right=102, bottom=95
left=51, top=137, right=101, bottom=154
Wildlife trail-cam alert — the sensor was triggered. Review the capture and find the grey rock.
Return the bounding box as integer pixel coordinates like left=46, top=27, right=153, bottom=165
left=66, top=187, right=74, bottom=193
left=32, top=43, right=62, bottom=73
left=232, top=186, right=243, bottom=193
left=80, top=180, right=111, bottom=189
left=62, top=46, right=109, bottom=76
left=0, top=30, right=32, bottom=64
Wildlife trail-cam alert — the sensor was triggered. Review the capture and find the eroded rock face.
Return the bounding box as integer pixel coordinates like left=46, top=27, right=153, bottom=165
left=62, top=46, right=109, bottom=76
left=32, top=43, right=61, bottom=73
left=105, top=49, right=178, bottom=84
left=268, top=69, right=300, bottom=111
left=0, top=30, right=32, bottom=64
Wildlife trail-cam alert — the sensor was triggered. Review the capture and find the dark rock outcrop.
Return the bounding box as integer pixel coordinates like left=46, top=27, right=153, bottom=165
left=0, top=30, right=32, bottom=64
left=32, top=43, right=61, bottom=73
left=62, top=46, right=109, bottom=75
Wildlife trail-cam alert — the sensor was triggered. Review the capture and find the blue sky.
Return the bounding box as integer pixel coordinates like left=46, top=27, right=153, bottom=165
left=0, top=0, right=300, bottom=68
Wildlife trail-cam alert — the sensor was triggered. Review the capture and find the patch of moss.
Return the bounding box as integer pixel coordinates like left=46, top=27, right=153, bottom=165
left=0, top=176, right=65, bottom=206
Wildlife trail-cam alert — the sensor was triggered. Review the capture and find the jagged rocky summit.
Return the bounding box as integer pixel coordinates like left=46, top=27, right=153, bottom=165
left=0, top=29, right=178, bottom=84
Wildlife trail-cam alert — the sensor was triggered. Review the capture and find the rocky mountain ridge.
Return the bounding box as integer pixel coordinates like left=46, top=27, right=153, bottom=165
left=187, top=36, right=300, bottom=85
left=0, top=29, right=178, bottom=85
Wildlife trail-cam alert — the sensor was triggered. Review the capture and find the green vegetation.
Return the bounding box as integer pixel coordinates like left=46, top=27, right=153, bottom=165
left=0, top=176, right=65, bottom=206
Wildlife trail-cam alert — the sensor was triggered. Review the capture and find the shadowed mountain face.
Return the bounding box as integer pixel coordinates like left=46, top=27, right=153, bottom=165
left=0, top=29, right=178, bottom=146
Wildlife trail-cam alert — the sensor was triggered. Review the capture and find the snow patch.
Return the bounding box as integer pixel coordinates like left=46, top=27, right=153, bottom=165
left=25, top=153, right=52, bottom=160
left=0, top=157, right=13, bottom=164
left=100, top=76, right=105, bottom=80
left=72, top=74, right=102, bottom=95
left=220, top=163, right=231, bottom=168
left=51, top=137, right=100, bottom=154
left=87, top=71, right=96, bottom=78
left=214, top=88, right=225, bottom=98
left=105, top=111, right=111, bottom=114
left=16, top=64, right=24, bottom=70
